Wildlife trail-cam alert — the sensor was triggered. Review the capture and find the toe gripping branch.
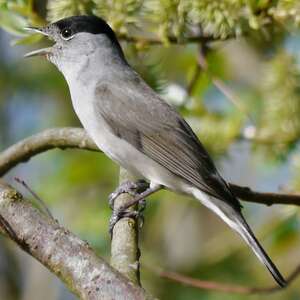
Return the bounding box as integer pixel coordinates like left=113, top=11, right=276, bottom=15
left=108, top=180, right=149, bottom=237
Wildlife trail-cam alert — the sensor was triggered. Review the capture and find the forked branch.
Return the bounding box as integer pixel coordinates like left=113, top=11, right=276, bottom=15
left=0, top=180, right=152, bottom=300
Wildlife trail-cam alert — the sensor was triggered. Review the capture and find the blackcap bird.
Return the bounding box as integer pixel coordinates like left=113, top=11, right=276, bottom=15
left=25, top=15, right=286, bottom=287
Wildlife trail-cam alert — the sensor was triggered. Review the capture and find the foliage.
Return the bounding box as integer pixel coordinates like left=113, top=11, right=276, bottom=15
left=47, top=0, right=94, bottom=21
left=1, top=1, right=300, bottom=299
left=256, top=51, right=300, bottom=159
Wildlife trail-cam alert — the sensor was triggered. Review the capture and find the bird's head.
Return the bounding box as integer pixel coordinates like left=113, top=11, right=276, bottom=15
left=25, top=15, right=124, bottom=72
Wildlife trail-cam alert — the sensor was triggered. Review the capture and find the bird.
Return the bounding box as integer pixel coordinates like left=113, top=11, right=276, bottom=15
left=24, top=15, right=286, bottom=287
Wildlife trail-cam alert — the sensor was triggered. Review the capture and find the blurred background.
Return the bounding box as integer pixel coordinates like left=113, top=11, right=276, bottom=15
left=0, top=0, right=300, bottom=299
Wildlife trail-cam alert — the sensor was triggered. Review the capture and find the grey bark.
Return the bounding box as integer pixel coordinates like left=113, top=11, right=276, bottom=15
left=0, top=127, right=98, bottom=177
left=0, top=181, right=153, bottom=300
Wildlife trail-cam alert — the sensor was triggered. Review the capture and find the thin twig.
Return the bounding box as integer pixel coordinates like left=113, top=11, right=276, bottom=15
left=229, top=183, right=300, bottom=206
left=180, top=64, right=202, bottom=108
left=197, top=45, right=254, bottom=124
left=120, top=34, right=227, bottom=45
left=14, top=177, right=54, bottom=219
left=187, top=65, right=202, bottom=95
left=150, top=264, right=300, bottom=294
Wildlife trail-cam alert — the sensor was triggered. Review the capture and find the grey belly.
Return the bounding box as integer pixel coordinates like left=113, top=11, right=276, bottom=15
left=71, top=96, right=189, bottom=192
left=90, top=124, right=188, bottom=192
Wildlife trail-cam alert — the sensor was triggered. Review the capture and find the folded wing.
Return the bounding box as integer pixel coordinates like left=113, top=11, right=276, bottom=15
left=95, top=80, right=241, bottom=211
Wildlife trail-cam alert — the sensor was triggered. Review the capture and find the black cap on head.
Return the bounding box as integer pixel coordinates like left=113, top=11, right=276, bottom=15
left=54, top=15, right=120, bottom=46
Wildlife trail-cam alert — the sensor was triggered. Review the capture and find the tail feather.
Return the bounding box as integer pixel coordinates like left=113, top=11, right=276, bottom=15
left=236, top=216, right=286, bottom=287
left=192, top=188, right=287, bottom=287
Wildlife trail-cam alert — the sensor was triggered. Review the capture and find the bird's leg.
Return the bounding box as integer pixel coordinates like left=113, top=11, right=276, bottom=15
left=108, top=179, right=149, bottom=237
left=109, top=183, right=163, bottom=237
left=108, top=179, right=149, bottom=209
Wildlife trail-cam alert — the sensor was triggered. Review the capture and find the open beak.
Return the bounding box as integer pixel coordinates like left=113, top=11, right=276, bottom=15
left=24, top=27, right=52, bottom=58
left=24, top=47, right=52, bottom=58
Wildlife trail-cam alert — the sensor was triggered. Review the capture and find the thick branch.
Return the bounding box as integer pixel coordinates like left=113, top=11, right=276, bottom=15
left=1, top=128, right=300, bottom=206
left=0, top=180, right=152, bottom=300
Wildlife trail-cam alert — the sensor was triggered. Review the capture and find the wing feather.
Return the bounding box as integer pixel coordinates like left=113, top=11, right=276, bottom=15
left=95, top=81, right=241, bottom=211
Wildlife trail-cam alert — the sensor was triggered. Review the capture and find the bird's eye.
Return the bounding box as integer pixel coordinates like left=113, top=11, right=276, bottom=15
left=61, top=28, right=73, bottom=40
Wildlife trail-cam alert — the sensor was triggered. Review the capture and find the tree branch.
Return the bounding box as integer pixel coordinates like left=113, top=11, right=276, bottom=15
left=1, top=127, right=300, bottom=207
left=120, top=35, right=217, bottom=45
left=150, top=265, right=300, bottom=294
left=229, top=184, right=300, bottom=206
left=0, top=180, right=153, bottom=300
left=110, top=168, right=141, bottom=285
left=196, top=45, right=254, bottom=124
left=0, top=127, right=98, bottom=177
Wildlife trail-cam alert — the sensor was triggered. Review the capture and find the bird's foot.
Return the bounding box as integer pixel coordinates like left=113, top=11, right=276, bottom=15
left=108, top=180, right=149, bottom=238
left=108, top=179, right=149, bottom=209
left=109, top=198, right=146, bottom=237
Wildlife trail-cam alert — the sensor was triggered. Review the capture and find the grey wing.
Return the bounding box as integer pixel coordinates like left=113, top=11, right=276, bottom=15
left=95, top=82, right=241, bottom=211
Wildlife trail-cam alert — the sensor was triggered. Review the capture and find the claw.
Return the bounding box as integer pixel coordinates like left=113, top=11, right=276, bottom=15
left=108, top=180, right=149, bottom=209
left=108, top=182, right=136, bottom=209
left=109, top=209, right=122, bottom=237
left=108, top=180, right=151, bottom=238
left=138, top=198, right=146, bottom=212
left=109, top=206, right=145, bottom=238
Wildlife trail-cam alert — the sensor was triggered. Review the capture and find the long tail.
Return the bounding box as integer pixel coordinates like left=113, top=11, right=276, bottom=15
left=192, top=188, right=287, bottom=287
left=235, top=215, right=286, bottom=287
